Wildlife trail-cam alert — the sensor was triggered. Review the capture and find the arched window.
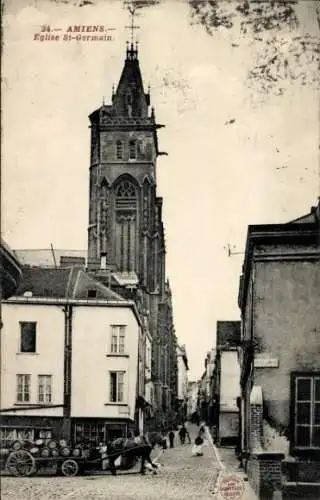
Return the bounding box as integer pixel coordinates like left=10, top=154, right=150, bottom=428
left=115, top=180, right=137, bottom=272
left=129, top=140, right=137, bottom=160
left=116, top=140, right=123, bottom=160
left=116, top=180, right=136, bottom=201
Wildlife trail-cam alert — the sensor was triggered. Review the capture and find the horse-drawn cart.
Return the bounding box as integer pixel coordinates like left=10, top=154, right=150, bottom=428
left=6, top=448, right=87, bottom=477
left=3, top=438, right=107, bottom=477
left=4, top=433, right=164, bottom=477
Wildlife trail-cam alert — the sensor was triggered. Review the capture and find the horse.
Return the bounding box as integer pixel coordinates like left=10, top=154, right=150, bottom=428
left=104, top=436, right=158, bottom=475
left=145, top=431, right=167, bottom=450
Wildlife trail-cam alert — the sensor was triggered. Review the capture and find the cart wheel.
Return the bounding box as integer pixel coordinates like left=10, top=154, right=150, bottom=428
left=11, top=440, right=23, bottom=451
left=61, top=459, right=79, bottom=477
left=6, top=449, right=36, bottom=477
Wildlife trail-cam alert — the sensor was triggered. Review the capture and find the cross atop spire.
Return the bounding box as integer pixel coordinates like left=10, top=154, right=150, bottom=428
left=125, top=6, right=140, bottom=45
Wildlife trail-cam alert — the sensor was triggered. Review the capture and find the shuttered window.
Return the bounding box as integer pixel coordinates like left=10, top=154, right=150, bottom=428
left=129, top=140, right=137, bottom=160
left=110, top=326, right=126, bottom=354
left=109, top=372, right=125, bottom=403
left=295, top=375, right=320, bottom=448
left=16, top=374, right=31, bottom=402
left=38, top=375, right=52, bottom=403
left=20, top=322, right=36, bottom=353
left=116, top=140, right=123, bottom=159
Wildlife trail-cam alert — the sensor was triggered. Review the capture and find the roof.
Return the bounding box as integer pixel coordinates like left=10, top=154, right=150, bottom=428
left=113, top=271, right=139, bottom=287
left=288, top=200, right=320, bottom=225
left=13, top=266, right=124, bottom=302
left=89, top=44, right=149, bottom=122
left=216, top=321, right=241, bottom=348
left=13, top=249, right=87, bottom=268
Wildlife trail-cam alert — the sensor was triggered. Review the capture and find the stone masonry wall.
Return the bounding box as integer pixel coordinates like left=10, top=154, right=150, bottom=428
left=254, top=258, right=320, bottom=430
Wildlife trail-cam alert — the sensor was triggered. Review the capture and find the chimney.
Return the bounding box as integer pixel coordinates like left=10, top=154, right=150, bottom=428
left=60, top=256, right=85, bottom=268
left=100, top=253, right=107, bottom=270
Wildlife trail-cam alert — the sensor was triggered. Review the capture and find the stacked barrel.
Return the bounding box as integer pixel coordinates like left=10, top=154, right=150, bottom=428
left=1, top=439, right=89, bottom=461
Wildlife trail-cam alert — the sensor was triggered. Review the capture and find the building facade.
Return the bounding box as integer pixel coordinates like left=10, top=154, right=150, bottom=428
left=213, top=321, right=241, bottom=446
left=86, top=42, right=178, bottom=428
left=176, top=344, right=189, bottom=423
left=0, top=266, right=142, bottom=444
left=238, top=202, right=320, bottom=497
left=186, top=381, right=199, bottom=421
left=198, top=349, right=216, bottom=424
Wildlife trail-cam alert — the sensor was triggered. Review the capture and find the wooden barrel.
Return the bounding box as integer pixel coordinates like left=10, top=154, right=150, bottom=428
left=22, top=440, right=33, bottom=450
left=30, top=447, right=40, bottom=456
left=40, top=447, right=50, bottom=458
left=35, top=439, right=44, bottom=446
left=72, top=448, right=81, bottom=458
left=47, top=440, right=58, bottom=450
left=51, top=448, right=60, bottom=457
left=11, top=440, right=23, bottom=451
left=59, top=439, right=67, bottom=448
left=60, top=447, right=71, bottom=457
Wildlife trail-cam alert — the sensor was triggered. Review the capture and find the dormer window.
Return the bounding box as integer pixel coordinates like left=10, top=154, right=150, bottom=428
left=129, top=140, right=137, bottom=160
left=116, top=140, right=123, bottom=160
left=87, top=289, right=97, bottom=299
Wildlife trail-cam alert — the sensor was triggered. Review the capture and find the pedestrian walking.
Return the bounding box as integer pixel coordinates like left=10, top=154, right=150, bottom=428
left=192, top=432, right=204, bottom=457
left=179, top=425, right=187, bottom=445
left=168, top=429, right=175, bottom=448
left=185, top=427, right=191, bottom=444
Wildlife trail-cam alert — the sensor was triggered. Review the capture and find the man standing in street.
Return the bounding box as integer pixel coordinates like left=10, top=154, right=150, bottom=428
left=179, top=425, right=187, bottom=445
left=168, top=429, right=175, bottom=448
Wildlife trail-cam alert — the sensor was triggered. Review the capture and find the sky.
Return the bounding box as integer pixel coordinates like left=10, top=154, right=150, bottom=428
left=2, top=0, right=319, bottom=380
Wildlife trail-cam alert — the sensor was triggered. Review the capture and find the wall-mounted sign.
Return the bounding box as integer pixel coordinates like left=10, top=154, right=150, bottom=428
left=254, top=356, right=279, bottom=368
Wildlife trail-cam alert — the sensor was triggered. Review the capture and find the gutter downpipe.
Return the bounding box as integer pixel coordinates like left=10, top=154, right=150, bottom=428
left=62, top=303, right=73, bottom=441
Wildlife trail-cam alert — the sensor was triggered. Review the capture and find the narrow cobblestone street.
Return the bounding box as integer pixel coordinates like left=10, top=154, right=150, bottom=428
left=1, top=425, right=220, bottom=500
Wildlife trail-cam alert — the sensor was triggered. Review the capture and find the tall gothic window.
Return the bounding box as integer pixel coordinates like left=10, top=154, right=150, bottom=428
left=115, top=180, right=137, bottom=272
left=129, top=140, right=137, bottom=160
left=116, top=140, right=123, bottom=160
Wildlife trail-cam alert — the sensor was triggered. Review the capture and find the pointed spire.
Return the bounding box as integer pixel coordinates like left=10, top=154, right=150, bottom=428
left=110, top=8, right=149, bottom=118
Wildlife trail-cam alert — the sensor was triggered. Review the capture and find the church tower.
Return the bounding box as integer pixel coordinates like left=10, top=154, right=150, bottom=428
left=87, top=31, right=178, bottom=430
left=87, top=41, right=166, bottom=296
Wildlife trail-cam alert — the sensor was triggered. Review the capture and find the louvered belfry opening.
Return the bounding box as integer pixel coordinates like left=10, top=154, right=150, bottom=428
left=115, top=180, right=137, bottom=272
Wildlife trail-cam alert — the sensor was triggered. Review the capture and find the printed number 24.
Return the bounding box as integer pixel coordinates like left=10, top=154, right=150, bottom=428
left=41, top=25, right=51, bottom=32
